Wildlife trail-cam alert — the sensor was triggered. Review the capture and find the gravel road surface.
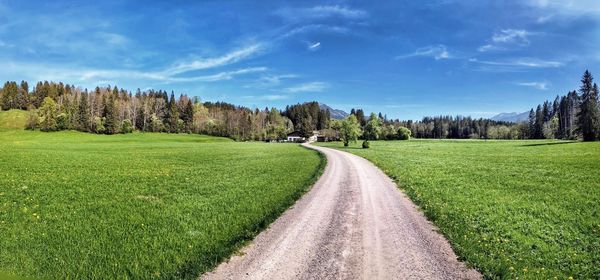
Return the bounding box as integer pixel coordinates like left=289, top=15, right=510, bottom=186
left=201, top=143, right=481, bottom=280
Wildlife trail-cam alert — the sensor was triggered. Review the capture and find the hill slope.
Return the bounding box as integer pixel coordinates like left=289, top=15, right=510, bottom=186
left=0, top=109, right=28, bottom=130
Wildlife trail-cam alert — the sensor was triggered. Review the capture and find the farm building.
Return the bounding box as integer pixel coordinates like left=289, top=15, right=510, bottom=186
left=287, top=131, right=319, bottom=142
left=286, top=131, right=306, bottom=142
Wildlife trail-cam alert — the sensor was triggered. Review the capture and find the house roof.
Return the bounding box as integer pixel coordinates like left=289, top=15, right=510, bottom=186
left=287, top=131, right=304, bottom=137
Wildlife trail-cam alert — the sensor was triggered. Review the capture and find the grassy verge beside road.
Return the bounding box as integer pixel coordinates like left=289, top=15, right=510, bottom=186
left=318, top=140, right=599, bottom=279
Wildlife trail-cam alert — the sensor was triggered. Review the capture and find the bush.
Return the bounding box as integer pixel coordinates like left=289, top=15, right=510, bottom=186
left=362, top=140, right=370, bottom=148
left=121, top=119, right=133, bottom=134
left=397, top=126, right=411, bottom=140
left=150, top=114, right=164, bottom=132
left=93, top=117, right=105, bottom=134
left=56, top=113, right=69, bottom=130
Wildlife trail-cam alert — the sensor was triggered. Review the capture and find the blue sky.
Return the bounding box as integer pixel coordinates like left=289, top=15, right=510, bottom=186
left=0, top=0, right=599, bottom=120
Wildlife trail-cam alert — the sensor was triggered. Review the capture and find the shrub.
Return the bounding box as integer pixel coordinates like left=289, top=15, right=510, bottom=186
left=56, top=113, right=69, bottom=130
left=362, top=140, right=370, bottom=148
left=93, top=117, right=105, bottom=134
left=397, top=126, right=411, bottom=140
left=150, top=114, right=164, bottom=132
left=121, top=119, right=133, bottom=134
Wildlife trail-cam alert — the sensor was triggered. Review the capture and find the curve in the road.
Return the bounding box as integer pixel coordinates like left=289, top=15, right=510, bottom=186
left=201, top=143, right=481, bottom=280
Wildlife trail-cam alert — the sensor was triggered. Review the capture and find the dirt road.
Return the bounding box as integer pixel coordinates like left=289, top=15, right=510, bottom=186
left=201, top=143, right=481, bottom=280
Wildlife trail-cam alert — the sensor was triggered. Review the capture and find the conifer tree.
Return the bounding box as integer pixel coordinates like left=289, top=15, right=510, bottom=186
left=77, top=92, right=91, bottom=131
left=103, top=94, right=118, bottom=134
left=576, top=70, right=600, bottom=141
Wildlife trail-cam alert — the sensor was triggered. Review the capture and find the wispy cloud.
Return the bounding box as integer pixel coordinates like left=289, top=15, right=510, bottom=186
left=307, top=42, right=321, bottom=51
left=470, top=57, right=563, bottom=68
left=517, top=81, right=549, bottom=90
left=276, top=5, right=368, bottom=21
left=493, top=29, right=530, bottom=43
left=281, top=24, right=350, bottom=38
left=241, top=94, right=289, bottom=101
left=527, top=0, right=600, bottom=15
left=244, top=74, right=298, bottom=89
left=285, top=81, right=328, bottom=93
left=307, top=5, right=368, bottom=19
left=478, top=29, right=531, bottom=52
left=165, top=44, right=263, bottom=75
left=396, top=45, right=450, bottom=60
left=2, top=60, right=267, bottom=86
left=469, top=57, right=563, bottom=72
left=261, top=94, right=289, bottom=101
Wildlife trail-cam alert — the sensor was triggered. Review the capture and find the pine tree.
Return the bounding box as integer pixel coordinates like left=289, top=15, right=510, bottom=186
left=77, top=92, right=91, bottom=131
left=182, top=99, right=194, bottom=132
left=535, top=105, right=544, bottom=139
left=15, top=81, right=29, bottom=109
left=576, top=70, right=600, bottom=141
left=103, top=94, right=118, bottom=134
left=528, top=109, right=536, bottom=139
left=166, top=93, right=179, bottom=132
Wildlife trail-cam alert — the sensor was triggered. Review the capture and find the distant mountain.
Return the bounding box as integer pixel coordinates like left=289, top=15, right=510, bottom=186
left=319, top=103, right=349, bottom=119
left=491, top=111, right=529, bottom=123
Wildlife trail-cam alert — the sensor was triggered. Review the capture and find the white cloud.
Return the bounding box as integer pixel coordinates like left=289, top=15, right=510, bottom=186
left=248, top=74, right=298, bottom=88
left=281, top=24, right=350, bottom=39
left=469, top=57, right=564, bottom=72
left=277, top=5, right=368, bottom=21
left=492, top=29, right=530, bottom=43
left=528, top=0, right=600, bottom=15
left=478, top=29, right=531, bottom=52
left=307, top=5, right=368, bottom=19
left=1, top=59, right=267, bottom=86
left=241, top=94, right=289, bottom=101
left=307, top=42, right=321, bottom=51
left=261, top=95, right=288, bottom=101
left=517, top=81, right=549, bottom=90
left=477, top=44, right=494, bottom=52
left=396, top=45, right=450, bottom=60
left=165, top=44, right=262, bottom=75
left=285, top=82, right=328, bottom=93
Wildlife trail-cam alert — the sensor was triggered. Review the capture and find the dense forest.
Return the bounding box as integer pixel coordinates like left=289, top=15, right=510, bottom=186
left=0, top=70, right=598, bottom=141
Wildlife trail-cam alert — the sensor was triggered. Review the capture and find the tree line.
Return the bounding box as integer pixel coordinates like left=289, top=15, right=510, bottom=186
left=338, top=70, right=599, bottom=142
left=526, top=70, right=599, bottom=141
left=0, top=81, right=299, bottom=141
left=1, top=70, right=597, bottom=142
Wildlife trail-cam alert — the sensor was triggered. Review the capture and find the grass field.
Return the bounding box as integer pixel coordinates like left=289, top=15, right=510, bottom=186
left=0, top=128, right=324, bottom=279
left=318, top=140, right=599, bottom=279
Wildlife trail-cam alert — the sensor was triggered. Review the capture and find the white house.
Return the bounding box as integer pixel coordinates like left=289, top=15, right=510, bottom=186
left=286, top=131, right=306, bottom=142
left=286, top=131, right=319, bottom=142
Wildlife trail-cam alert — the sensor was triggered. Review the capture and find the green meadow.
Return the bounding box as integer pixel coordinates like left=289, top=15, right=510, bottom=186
left=0, top=112, right=325, bottom=279
left=318, top=140, right=599, bottom=279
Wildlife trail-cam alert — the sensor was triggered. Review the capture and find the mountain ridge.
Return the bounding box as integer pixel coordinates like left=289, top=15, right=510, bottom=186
left=318, top=103, right=349, bottom=120
left=491, top=111, right=529, bottom=123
